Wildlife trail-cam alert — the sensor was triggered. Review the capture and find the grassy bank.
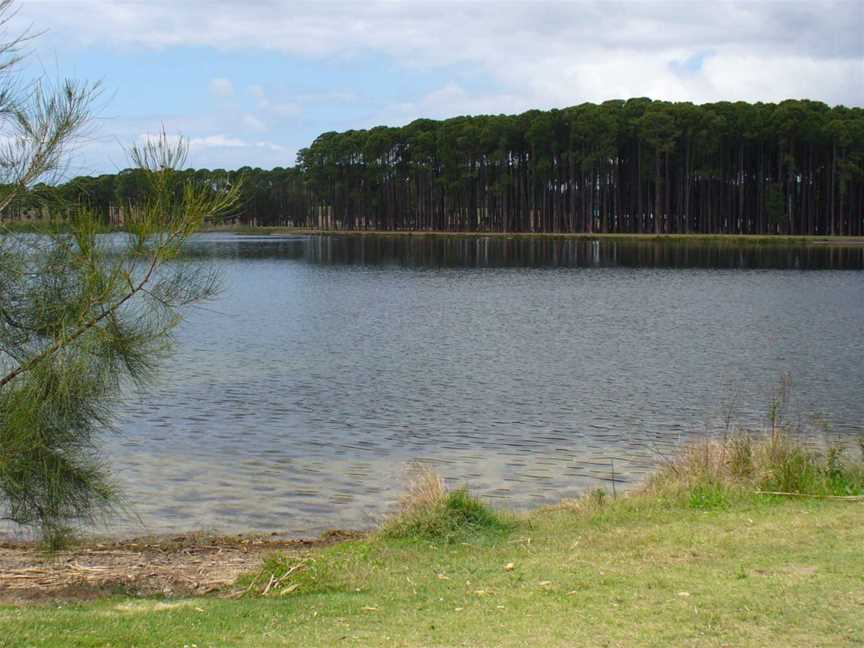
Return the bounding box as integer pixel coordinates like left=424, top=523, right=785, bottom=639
left=207, top=225, right=864, bottom=245
left=3, top=497, right=862, bottom=646
left=3, top=429, right=863, bottom=647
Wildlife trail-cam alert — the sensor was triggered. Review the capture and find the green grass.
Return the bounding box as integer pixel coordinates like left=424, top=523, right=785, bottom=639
left=644, top=428, right=864, bottom=502
left=4, top=430, right=863, bottom=647
left=377, top=471, right=514, bottom=544
left=3, top=494, right=863, bottom=647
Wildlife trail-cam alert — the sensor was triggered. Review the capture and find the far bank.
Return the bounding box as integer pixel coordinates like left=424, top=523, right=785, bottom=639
left=205, top=225, right=864, bottom=246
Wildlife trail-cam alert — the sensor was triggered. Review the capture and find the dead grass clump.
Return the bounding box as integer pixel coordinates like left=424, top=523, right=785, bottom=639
left=645, top=377, right=864, bottom=505
left=379, top=465, right=512, bottom=543
left=397, top=465, right=448, bottom=516
left=645, top=427, right=864, bottom=506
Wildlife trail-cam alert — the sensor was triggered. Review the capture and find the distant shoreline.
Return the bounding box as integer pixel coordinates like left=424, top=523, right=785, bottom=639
left=205, top=226, right=864, bottom=246
left=5, top=221, right=863, bottom=245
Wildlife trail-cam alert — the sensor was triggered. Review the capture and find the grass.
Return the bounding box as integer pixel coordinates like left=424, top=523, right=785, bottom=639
left=3, top=427, right=863, bottom=647
left=3, top=497, right=862, bottom=647
left=377, top=466, right=514, bottom=544
left=640, top=382, right=864, bottom=508
left=643, top=430, right=864, bottom=507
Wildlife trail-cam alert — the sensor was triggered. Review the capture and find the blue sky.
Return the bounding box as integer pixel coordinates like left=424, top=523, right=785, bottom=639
left=11, top=0, right=864, bottom=175
left=24, top=43, right=482, bottom=174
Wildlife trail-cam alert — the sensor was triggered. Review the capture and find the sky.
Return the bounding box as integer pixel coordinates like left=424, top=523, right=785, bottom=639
left=9, top=0, right=864, bottom=175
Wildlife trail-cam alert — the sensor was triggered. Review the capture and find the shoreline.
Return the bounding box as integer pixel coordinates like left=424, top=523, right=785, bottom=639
left=204, top=226, right=864, bottom=245
left=4, top=420, right=863, bottom=645
left=0, top=528, right=361, bottom=551
left=4, top=495, right=863, bottom=646
left=0, top=530, right=362, bottom=603
left=6, top=221, right=863, bottom=245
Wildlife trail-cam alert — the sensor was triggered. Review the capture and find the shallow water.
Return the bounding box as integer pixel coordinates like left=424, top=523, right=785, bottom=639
left=80, top=235, right=864, bottom=536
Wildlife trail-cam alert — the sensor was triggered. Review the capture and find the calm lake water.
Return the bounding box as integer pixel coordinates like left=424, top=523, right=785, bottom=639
left=98, top=235, right=864, bottom=537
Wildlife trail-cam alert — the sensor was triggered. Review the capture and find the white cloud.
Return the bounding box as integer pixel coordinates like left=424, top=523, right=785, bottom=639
left=189, top=134, right=245, bottom=148
left=241, top=113, right=267, bottom=132
left=184, top=137, right=293, bottom=169
left=18, top=1, right=864, bottom=108
left=13, top=1, right=863, bottom=173
left=136, top=132, right=247, bottom=150
left=378, top=82, right=528, bottom=124
left=254, top=141, right=288, bottom=152
left=209, top=77, right=234, bottom=98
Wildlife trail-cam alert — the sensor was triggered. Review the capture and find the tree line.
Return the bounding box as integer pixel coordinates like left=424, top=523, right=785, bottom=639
left=4, top=98, right=864, bottom=235
left=1, top=166, right=307, bottom=227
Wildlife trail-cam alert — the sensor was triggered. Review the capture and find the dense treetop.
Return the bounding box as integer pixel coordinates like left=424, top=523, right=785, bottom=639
left=5, top=98, right=864, bottom=235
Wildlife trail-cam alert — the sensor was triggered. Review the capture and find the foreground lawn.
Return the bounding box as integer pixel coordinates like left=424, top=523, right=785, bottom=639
left=3, top=497, right=862, bottom=647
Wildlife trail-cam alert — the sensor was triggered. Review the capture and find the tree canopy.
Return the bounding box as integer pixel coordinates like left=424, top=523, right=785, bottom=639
left=6, top=99, right=864, bottom=235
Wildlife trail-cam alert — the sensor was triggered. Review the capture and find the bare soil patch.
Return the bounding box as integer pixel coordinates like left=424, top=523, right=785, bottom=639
left=0, top=531, right=359, bottom=603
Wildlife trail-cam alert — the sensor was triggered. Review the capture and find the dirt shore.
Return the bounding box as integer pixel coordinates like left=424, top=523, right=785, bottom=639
left=0, top=531, right=360, bottom=603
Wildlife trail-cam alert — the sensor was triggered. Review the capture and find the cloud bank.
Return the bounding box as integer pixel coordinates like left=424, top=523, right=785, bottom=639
left=24, top=0, right=863, bottom=107
left=13, top=0, right=863, bottom=171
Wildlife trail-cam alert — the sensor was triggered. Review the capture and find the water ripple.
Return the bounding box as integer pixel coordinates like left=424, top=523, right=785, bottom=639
left=92, top=235, right=864, bottom=537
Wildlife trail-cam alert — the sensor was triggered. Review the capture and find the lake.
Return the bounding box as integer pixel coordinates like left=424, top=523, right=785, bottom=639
left=102, top=235, right=864, bottom=537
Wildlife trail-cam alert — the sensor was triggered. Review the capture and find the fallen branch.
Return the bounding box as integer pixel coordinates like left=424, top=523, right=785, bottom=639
left=272, top=561, right=308, bottom=589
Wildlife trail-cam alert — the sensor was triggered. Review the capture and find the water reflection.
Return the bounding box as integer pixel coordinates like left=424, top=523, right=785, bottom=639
left=185, top=233, right=864, bottom=270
